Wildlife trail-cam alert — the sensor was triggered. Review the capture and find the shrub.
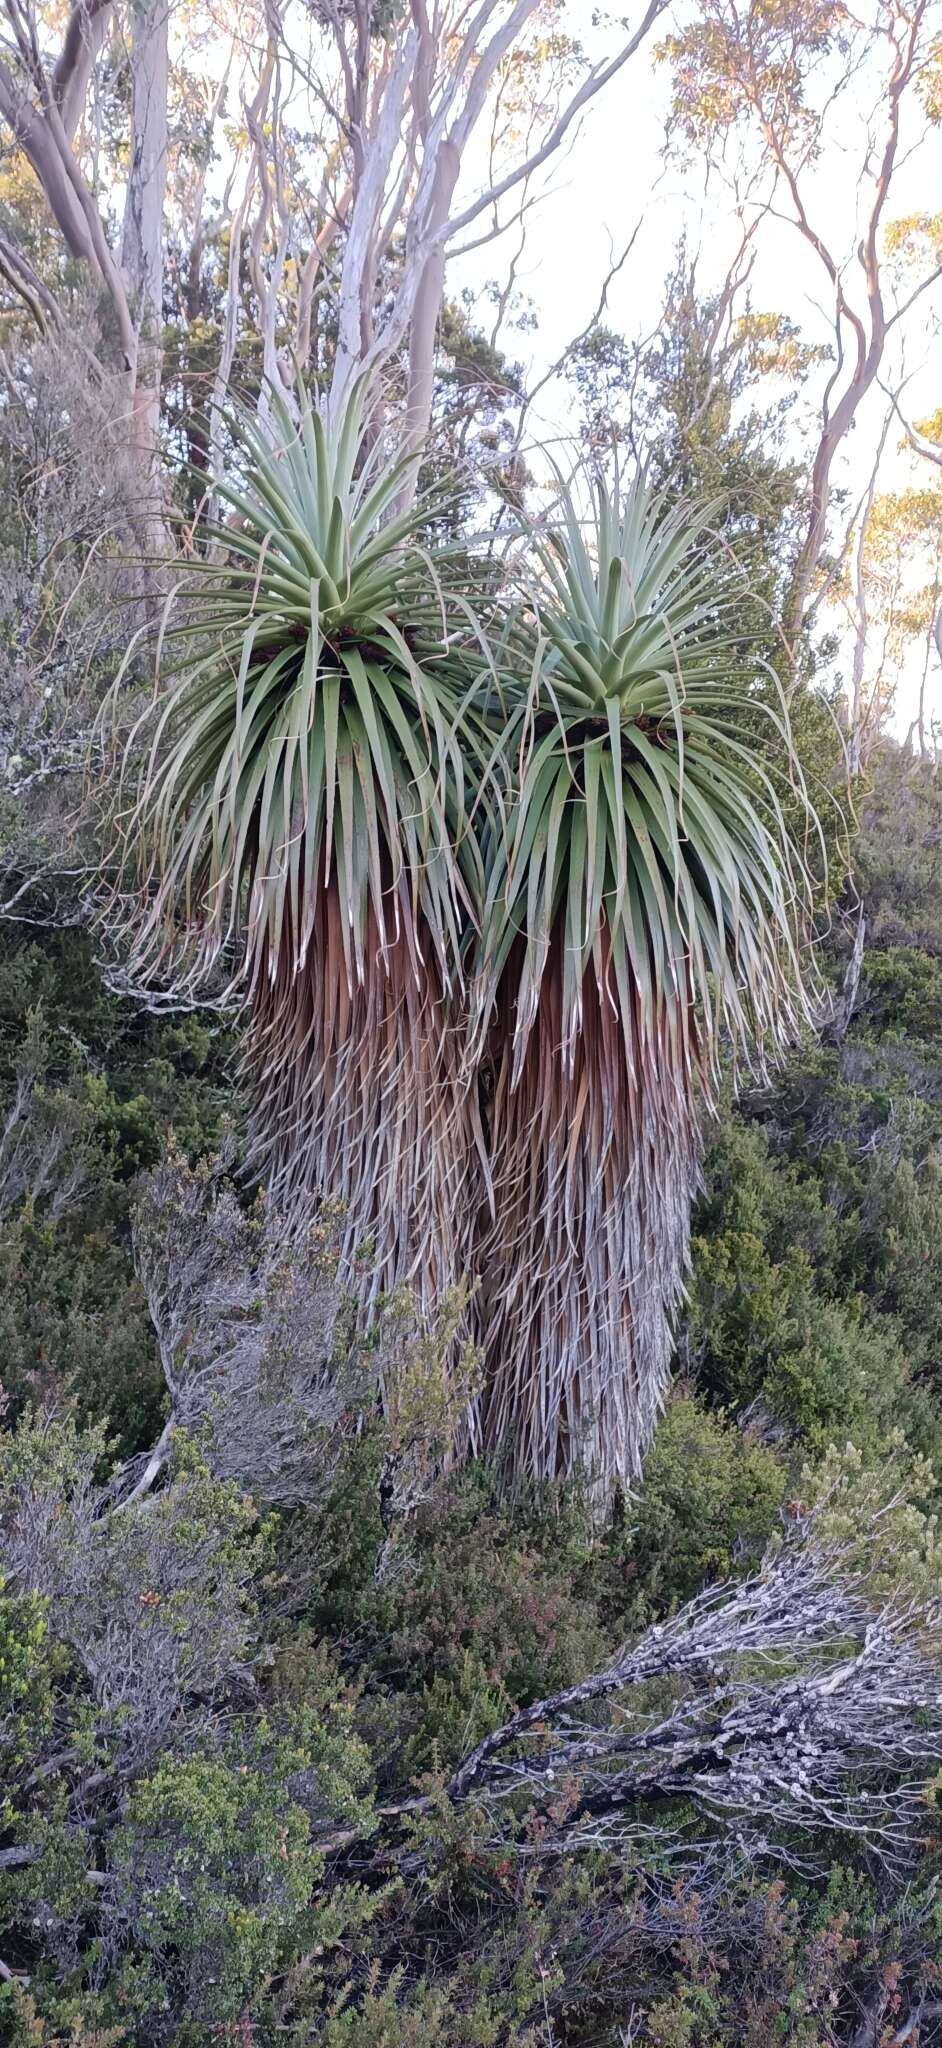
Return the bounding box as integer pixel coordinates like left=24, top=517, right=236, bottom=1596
left=606, top=1390, right=786, bottom=1622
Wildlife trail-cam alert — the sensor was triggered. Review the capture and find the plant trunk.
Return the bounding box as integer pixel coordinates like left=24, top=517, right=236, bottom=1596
left=120, top=0, right=168, bottom=522
left=394, top=141, right=460, bottom=508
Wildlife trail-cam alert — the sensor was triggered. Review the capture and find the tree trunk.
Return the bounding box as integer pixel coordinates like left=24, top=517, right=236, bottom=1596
left=0, top=52, right=143, bottom=501
left=395, top=139, right=460, bottom=508
left=826, top=906, right=866, bottom=1047
left=120, top=0, right=169, bottom=476
left=53, top=0, right=114, bottom=143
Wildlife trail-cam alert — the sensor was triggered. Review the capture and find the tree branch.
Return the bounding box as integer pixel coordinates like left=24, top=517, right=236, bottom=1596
left=51, top=0, right=113, bottom=143
left=443, top=0, right=668, bottom=247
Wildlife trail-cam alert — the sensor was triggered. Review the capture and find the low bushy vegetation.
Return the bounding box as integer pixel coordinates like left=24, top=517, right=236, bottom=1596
left=1, top=742, right=941, bottom=2043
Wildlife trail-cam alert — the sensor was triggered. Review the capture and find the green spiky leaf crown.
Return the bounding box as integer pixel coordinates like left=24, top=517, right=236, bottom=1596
left=119, top=378, right=488, bottom=1000
left=476, top=470, right=820, bottom=1081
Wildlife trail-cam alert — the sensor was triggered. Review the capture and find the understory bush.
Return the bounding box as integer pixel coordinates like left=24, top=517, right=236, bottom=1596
left=2, top=755, right=942, bottom=2039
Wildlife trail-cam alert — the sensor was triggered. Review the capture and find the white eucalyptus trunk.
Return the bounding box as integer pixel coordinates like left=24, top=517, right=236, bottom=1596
left=120, top=0, right=168, bottom=471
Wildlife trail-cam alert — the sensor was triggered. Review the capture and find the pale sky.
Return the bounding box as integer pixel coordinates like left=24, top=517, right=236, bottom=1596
left=184, top=0, right=942, bottom=739
left=446, top=2, right=942, bottom=739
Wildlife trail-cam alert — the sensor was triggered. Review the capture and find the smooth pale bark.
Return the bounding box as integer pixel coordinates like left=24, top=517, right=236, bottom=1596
left=0, top=57, right=106, bottom=272
left=400, top=141, right=459, bottom=467
left=244, top=43, right=298, bottom=434
left=0, top=0, right=126, bottom=333
left=0, top=0, right=171, bottom=536
left=329, top=27, right=417, bottom=411
left=236, top=0, right=665, bottom=479
left=207, top=178, right=251, bottom=517
left=52, top=0, right=114, bottom=141
left=120, top=0, right=169, bottom=470
left=0, top=26, right=138, bottom=440
left=294, top=183, right=350, bottom=366
left=825, top=907, right=866, bottom=1046
left=847, top=409, right=893, bottom=776
left=359, top=0, right=666, bottom=506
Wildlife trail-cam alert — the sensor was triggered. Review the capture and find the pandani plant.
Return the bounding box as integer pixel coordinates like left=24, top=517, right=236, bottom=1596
left=471, top=470, right=820, bottom=1488
left=112, top=377, right=489, bottom=1314
left=111, top=382, right=820, bottom=1498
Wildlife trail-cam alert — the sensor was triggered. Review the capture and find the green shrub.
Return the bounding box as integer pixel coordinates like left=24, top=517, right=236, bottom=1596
left=597, top=1391, right=786, bottom=1627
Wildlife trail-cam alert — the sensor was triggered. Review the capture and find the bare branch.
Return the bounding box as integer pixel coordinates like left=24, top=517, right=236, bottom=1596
left=0, top=223, right=63, bottom=332
left=443, top=0, right=668, bottom=247
left=51, top=0, right=112, bottom=142
left=446, top=1531, right=942, bottom=1873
